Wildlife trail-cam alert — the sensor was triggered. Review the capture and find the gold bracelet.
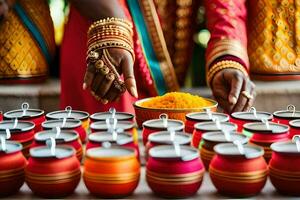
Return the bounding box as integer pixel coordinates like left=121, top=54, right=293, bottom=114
left=206, top=60, right=248, bottom=87
left=88, top=18, right=133, bottom=35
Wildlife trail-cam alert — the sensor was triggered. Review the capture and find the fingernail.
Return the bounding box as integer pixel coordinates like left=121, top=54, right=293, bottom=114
left=101, top=99, right=108, bottom=104
left=229, top=96, right=237, bottom=105
left=130, top=87, right=138, bottom=98
left=83, top=83, right=87, bottom=90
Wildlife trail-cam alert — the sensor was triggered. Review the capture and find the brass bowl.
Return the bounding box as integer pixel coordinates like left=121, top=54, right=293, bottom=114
left=133, top=97, right=218, bottom=128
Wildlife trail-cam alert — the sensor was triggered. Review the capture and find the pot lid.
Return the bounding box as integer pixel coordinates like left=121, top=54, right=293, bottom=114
left=231, top=111, right=273, bottom=121
left=194, top=121, right=237, bottom=132
left=214, top=143, right=264, bottom=159
left=0, top=120, right=35, bottom=132
left=42, top=119, right=82, bottom=129
left=30, top=146, right=75, bottom=159
left=148, top=131, right=191, bottom=145
left=271, top=141, right=300, bottom=154
left=46, top=107, right=89, bottom=121
left=143, top=119, right=184, bottom=130
left=86, top=146, right=135, bottom=159
left=34, top=130, right=78, bottom=143
left=289, top=119, right=300, bottom=128
left=0, top=140, right=22, bottom=154
left=88, top=131, right=133, bottom=145
left=90, top=121, right=134, bottom=131
left=243, top=122, right=289, bottom=134
left=4, top=103, right=44, bottom=119
left=202, top=131, right=248, bottom=144
left=90, top=112, right=134, bottom=121
left=149, top=145, right=199, bottom=161
left=186, top=112, right=229, bottom=122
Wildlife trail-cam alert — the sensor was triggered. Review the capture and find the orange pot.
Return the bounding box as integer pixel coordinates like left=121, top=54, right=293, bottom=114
left=86, top=131, right=140, bottom=160
left=0, top=141, right=27, bottom=197
left=25, top=146, right=81, bottom=198
left=230, top=111, right=273, bottom=132
left=142, top=117, right=184, bottom=145
left=42, top=119, right=87, bottom=143
left=145, top=131, right=191, bottom=160
left=244, top=122, right=290, bottom=162
left=83, top=147, right=140, bottom=198
left=192, top=121, right=237, bottom=148
left=46, top=108, right=90, bottom=134
left=185, top=112, right=229, bottom=134
left=147, top=145, right=205, bottom=198
left=4, top=106, right=45, bottom=133
left=269, top=141, right=300, bottom=196
left=200, top=131, right=248, bottom=170
left=0, top=120, right=35, bottom=158
left=209, top=143, right=268, bottom=197
left=31, top=130, right=83, bottom=161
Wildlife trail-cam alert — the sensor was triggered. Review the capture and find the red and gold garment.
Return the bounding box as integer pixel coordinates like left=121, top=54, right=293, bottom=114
left=60, top=0, right=199, bottom=113
left=205, top=0, right=300, bottom=80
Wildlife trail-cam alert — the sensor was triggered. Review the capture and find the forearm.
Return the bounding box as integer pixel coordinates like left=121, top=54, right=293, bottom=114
left=204, top=0, right=249, bottom=70
left=70, top=0, right=126, bottom=20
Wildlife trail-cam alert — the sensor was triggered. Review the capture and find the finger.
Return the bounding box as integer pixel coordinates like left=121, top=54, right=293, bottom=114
left=121, top=54, right=138, bottom=98
left=83, top=63, right=95, bottom=90
left=103, top=82, right=123, bottom=102
left=232, top=78, right=251, bottom=112
left=227, top=72, right=243, bottom=105
left=243, top=82, right=256, bottom=111
left=95, top=73, right=115, bottom=101
left=215, top=95, right=234, bottom=114
left=91, top=66, right=109, bottom=92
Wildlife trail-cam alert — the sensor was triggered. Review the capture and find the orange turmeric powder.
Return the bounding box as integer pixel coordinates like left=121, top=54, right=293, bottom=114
left=140, top=92, right=213, bottom=109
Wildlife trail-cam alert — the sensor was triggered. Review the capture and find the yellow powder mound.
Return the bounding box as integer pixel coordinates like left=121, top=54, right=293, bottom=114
left=140, top=92, right=213, bottom=109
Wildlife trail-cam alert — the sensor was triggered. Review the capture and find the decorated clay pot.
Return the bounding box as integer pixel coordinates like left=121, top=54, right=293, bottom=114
left=0, top=120, right=35, bottom=158
left=273, top=106, right=300, bottom=126
left=0, top=140, right=27, bottom=197
left=289, top=120, right=300, bottom=139
left=185, top=112, right=229, bottom=134
left=230, top=111, right=273, bottom=133
left=31, top=130, right=83, bottom=161
left=192, top=121, right=237, bottom=149
left=209, top=143, right=268, bottom=197
left=244, top=122, right=290, bottom=162
left=4, top=103, right=45, bottom=133
left=90, top=120, right=138, bottom=144
left=146, top=145, right=205, bottom=198
left=83, top=146, right=140, bottom=198
left=269, top=141, right=300, bottom=196
left=200, top=131, right=248, bottom=170
left=46, top=106, right=90, bottom=135
left=86, top=131, right=140, bottom=160
left=142, top=114, right=184, bottom=145
left=145, top=131, right=191, bottom=160
left=42, top=119, right=87, bottom=143
left=25, top=145, right=81, bottom=198
left=90, top=111, right=134, bottom=123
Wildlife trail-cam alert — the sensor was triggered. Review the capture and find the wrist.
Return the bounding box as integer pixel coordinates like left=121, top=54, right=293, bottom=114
left=206, top=60, right=249, bottom=88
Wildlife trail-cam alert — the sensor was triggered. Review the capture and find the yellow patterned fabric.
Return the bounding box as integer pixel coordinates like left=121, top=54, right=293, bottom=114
left=153, top=0, right=200, bottom=85
left=248, top=0, right=300, bottom=77
left=0, top=0, right=55, bottom=81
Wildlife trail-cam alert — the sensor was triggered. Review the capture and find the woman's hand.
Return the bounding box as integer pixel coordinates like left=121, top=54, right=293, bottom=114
left=211, top=68, right=256, bottom=113
left=83, top=48, right=137, bottom=104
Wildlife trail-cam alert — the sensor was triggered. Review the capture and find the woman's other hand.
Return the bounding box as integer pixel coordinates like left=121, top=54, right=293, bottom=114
left=211, top=68, right=256, bottom=113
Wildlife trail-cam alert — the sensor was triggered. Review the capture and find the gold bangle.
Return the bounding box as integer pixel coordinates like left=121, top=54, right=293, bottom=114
left=206, top=60, right=248, bottom=87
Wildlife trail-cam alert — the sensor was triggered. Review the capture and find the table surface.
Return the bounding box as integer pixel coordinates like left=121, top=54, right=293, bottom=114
left=4, top=167, right=299, bottom=200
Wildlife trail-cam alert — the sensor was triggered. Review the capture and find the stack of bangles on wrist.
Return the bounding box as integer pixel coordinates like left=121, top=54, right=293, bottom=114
left=86, top=17, right=135, bottom=100
left=206, top=60, right=249, bottom=87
